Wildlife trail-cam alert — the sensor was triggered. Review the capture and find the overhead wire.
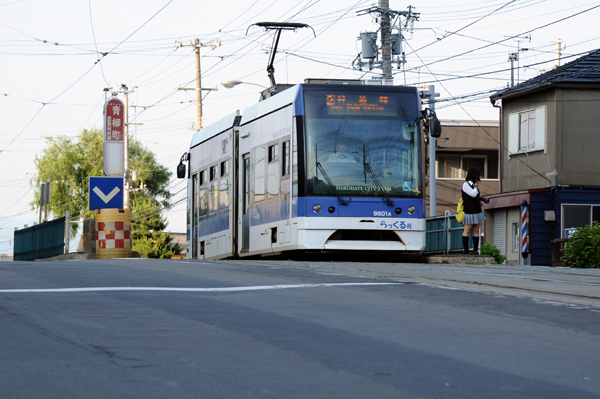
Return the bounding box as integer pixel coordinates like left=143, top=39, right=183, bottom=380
left=0, top=0, right=176, bottom=156
left=88, top=0, right=109, bottom=87
left=408, top=3, right=600, bottom=70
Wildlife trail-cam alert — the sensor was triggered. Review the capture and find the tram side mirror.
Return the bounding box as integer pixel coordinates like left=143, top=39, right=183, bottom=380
left=431, top=114, right=442, bottom=138
left=422, top=109, right=442, bottom=138
left=177, top=162, right=186, bottom=179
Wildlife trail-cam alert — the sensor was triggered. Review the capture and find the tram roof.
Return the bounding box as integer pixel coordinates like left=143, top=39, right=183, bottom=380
left=239, top=84, right=303, bottom=126
left=190, top=111, right=239, bottom=148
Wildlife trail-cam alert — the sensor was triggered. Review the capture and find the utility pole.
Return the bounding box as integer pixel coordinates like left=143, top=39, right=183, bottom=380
left=123, top=86, right=129, bottom=209
left=421, top=85, right=440, bottom=217
left=506, top=35, right=531, bottom=86
left=554, top=40, right=566, bottom=68
left=355, top=5, right=419, bottom=81
left=379, top=0, right=392, bottom=79
left=121, top=84, right=143, bottom=210
left=39, top=181, right=50, bottom=223
left=176, top=39, right=220, bottom=130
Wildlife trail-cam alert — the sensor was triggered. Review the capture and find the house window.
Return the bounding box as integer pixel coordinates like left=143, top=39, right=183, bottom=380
left=562, top=204, right=600, bottom=237
left=508, top=106, right=546, bottom=155
left=437, top=155, right=487, bottom=179
left=519, top=111, right=536, bottom=151
left=512, top=222, right=520, bottom=253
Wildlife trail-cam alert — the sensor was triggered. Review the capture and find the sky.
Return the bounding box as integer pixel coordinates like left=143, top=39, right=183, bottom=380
left=1, top=0, right=600, bottom=255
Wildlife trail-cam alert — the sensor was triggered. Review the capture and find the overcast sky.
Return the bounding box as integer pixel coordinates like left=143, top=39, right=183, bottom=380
left=1, top=0, right=599, bottom=254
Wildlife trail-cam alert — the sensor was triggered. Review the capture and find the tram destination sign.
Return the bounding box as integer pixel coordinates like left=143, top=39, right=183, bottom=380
left=326, top=93, right=397, bottom=116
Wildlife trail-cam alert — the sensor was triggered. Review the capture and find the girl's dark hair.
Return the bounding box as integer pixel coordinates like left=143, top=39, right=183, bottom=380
left=466, top=167, right=480, bottom=182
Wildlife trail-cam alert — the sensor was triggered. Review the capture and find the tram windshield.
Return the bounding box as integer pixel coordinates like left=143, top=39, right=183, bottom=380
left=304, top=89, right=422, bottom=198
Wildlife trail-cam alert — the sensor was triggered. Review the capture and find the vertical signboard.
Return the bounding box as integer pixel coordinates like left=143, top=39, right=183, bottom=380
left=103, top=98, right=125, bottom=177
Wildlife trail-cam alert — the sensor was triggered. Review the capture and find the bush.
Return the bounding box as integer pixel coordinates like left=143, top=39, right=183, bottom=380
left=480, top=243, right=506, bottom=264
left=561, top=221, right=600, bottom=268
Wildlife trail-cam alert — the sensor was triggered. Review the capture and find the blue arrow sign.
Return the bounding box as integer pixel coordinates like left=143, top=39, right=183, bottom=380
left=89, top=177, right=124, bottom=211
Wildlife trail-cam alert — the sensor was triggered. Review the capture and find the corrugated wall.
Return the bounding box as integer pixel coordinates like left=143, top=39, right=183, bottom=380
left=14, top=217, right=65, bottom=261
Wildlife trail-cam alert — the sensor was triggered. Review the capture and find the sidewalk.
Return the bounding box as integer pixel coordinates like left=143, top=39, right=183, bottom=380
left=251, top=259, right=600, bottom=309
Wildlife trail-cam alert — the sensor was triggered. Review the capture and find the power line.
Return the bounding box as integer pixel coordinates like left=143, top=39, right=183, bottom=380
left=409, top=3, right=600, bottom=69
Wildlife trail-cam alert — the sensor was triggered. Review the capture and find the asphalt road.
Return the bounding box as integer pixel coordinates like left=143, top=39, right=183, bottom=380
left=1, top=259, right=599, bottom=398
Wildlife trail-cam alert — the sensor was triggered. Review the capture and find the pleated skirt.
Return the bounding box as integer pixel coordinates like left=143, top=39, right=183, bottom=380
left=463, top=212, right=486, bottom=226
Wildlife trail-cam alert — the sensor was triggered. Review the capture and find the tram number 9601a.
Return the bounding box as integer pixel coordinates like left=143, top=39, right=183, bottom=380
left=373, top=211, right=392, bottom=217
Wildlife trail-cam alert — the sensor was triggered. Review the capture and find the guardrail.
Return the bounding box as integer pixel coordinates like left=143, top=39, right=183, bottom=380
left=14, top=217, right=66, bottom=261
left=425, top=212, right=480, bottom=254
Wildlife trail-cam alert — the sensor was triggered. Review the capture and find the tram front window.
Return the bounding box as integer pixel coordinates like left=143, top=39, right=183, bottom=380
left=304, top=89, right=422, bottom=198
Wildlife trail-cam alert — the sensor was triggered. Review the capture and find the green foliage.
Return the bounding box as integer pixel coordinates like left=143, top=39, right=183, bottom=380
left=480, top=243, right=506, bottom=264
left=33, top=128, right=179, bottom=258
left=131, top=195, right=182, bottom=259
left=561, top=221, right=600, bottom=268
left=33, top=129, right=104, bottom=225
left=133, top=230, right=182, bottom=259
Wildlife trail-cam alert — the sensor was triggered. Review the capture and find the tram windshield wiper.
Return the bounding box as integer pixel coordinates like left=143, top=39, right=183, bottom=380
left=316, top=162, right=348, bottom=205
left=364, top=162, right=394, bottom=206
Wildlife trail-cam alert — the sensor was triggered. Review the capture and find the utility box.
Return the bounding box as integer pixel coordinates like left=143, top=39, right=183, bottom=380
left=550, top=238, right=569, bottom=267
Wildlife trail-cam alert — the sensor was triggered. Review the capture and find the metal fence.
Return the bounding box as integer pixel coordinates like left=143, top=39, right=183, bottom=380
left=14, top=217, right=66, bottom=261
left=425, top=212, right=478, bottom=254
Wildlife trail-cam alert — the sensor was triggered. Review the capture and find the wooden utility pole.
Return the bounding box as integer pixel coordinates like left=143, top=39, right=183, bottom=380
left=176, top=38, right=220, bottom=130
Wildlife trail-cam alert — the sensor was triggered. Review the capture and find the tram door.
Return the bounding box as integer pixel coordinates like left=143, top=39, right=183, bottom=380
left=191, top=173, right=198, bottom=259
left=241, top=154, right=251, bottom=252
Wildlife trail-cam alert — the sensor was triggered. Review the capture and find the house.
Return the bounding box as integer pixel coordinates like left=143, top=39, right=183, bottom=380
left=169, top=232, right=187, bottom=259
left=486, top=49, right=600, bottom=265
left=427, top=119, right=500, bottom=219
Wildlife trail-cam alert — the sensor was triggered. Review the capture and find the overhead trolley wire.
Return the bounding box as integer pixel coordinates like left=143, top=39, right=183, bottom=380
left=0, top=0, right=175, bottom=156
left=409, top=3, right=600, bottom=70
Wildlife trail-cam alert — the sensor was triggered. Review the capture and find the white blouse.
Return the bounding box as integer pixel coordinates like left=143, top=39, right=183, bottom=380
left=462, top=181, right=479, bottom=198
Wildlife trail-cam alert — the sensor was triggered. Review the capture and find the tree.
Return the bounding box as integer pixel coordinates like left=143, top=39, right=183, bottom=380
left=33, top=128, right=181, bottom=258
left=130, top=195, right=182, bottom=259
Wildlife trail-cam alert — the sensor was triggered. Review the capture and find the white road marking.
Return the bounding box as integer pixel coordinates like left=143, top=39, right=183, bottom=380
left=0, top=282, right=401, bottom=294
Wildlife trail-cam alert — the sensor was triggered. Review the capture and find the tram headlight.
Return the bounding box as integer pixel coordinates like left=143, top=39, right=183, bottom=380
left=407, top=206, right=416, bottom=215
left=395, top=207, right=402, bottom=215
left=313, top=204, right=322, bottom=213
left=328, top=206, right=335, bottom=213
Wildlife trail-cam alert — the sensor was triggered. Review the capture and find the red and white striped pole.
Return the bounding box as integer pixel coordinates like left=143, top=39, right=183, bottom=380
left=521, top=200, right=529, bottom=259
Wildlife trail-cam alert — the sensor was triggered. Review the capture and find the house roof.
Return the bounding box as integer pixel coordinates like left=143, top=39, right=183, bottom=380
left=490, top=48, right=600, bottom=102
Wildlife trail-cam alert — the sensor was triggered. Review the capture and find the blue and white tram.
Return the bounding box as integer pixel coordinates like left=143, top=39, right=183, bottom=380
left=180, top=82, right=427, bottom=260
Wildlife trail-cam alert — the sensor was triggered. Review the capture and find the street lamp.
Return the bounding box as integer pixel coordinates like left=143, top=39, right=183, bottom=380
left=220, top=80, right=269, bottom=89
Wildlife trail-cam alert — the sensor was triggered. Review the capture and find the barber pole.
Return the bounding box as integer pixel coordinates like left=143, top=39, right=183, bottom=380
left=521, top=200, right=529, bottom=259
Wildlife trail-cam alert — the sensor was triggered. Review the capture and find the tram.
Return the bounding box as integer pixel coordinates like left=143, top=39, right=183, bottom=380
left=178, top=80, right=431, bottom=260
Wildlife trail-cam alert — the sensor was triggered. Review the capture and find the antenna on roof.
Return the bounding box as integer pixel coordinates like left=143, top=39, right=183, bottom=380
left=247, top=22, right=315, bottom=87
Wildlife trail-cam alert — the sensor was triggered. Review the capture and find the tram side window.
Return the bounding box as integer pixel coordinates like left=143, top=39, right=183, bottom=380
left=292, top=125, right=298, bottom=198
left=199, top=170, right=208, bottom=216
left=282, top=141, right=290, bottom=178
left=192, top=174, right=198, bottom=225
left=219, top=160, right=229, bottom=210
left=268, top=144, right=279, bottom=197
left=209, top=165, right=218, bottom=213
left=255, top=145, right=266, bottom=202
left=243, top=155, right=250, bottom=215
left=221, top=160, right=229, bottom=177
